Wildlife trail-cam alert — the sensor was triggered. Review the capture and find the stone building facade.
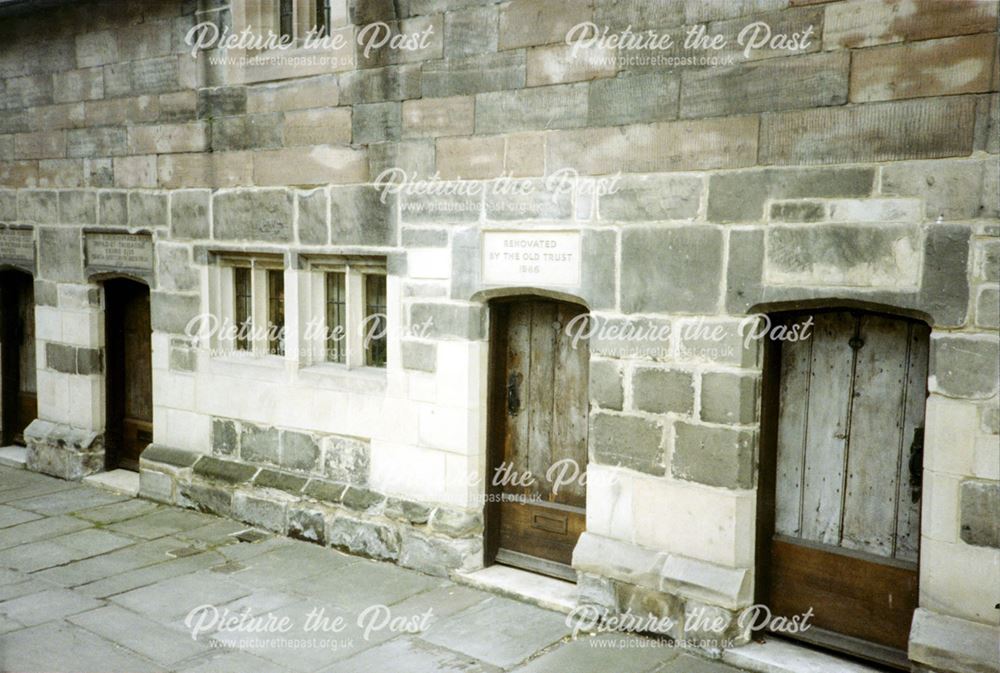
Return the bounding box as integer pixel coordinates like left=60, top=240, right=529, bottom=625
left=0, top=0, right=998, bottom=671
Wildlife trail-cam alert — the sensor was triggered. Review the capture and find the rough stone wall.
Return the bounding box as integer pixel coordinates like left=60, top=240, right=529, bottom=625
left=0, top=0, right=998, bottom=662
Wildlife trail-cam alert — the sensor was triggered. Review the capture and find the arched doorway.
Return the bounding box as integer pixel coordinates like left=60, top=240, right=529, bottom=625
left=485, top=295, right=589, bottom=581
left=0, top=269, right=36, bottom=446
left=103, top=278, right=152, bottom=471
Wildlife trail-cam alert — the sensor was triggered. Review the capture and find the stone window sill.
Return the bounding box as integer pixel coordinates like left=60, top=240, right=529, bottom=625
left=298, top=362, right=387, bottom=393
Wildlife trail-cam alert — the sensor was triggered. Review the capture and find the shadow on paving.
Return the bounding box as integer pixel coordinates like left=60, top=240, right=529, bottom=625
left=0, top=466, right=747, bottom=673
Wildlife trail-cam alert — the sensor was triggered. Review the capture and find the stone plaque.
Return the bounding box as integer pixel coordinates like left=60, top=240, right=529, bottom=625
left=86, top=232, right=154, bottom=271
left=0, top=228, right=34, bottom=264
left=482, top=231, right=582, bottom=287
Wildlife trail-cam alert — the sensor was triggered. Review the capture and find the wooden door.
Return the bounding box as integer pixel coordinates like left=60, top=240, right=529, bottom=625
left=761, top=310, right=929, bottom=668
left=105, top=279, right=152, bottom=471
left=488, top=299, right=589, bottom=581
left=0, top=272, right=37, bottom=446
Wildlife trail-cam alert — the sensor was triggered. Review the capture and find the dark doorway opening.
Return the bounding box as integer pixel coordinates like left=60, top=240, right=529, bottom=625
left=0, top=270, right=36, bottom=446
left=104, top=278, right=152, bottom=471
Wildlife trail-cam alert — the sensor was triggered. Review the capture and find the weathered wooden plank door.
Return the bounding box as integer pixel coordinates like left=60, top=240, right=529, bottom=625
left=488, top=298, right=588, bottom=581
left=105, top=279, right=153, bottom=471
left=0, top=271, right=37, bottom=446
left=764, top=310, right=928, bottom=667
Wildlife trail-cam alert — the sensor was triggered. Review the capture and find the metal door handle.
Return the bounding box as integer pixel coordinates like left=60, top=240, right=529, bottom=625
left=507, top=372, right=521, bottom=415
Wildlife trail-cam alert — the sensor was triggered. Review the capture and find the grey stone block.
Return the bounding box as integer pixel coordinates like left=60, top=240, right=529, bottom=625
left=297, top=189, right=328, bottom=245
left=621, top=228, right=723, bottom=313
left=589, top=316, right=672, bottom=361
left=444, top=5, right=498, bottom=58
left=368, top=139, right=436, bottom=180
left=588, top=72, right=679, bottom=127
left=280, top=431, right=320, bottom=473
left=303, top=479, right=346, bottom=505
left=150, top=292, right=200, bottom=335
left=240, top=424, right=280, bottom=465
left=67, top=127, right=127, bottom=157
left=170, top=190, right=210, bottom=239
left=919, top=225, right=971, bottom=328
left=254, top=468, right=308, bottom=493
left=680, top=51, right=848, bottom=119
left=767, top=225, right=921, bottom=288
left=429, top=507, right=483, bottom=537
left=401, top=340, right=436, bottom=372
left=180, top=482, right=233, bottom=516
left=475, top=83, right=588, bottom=134
left=700, top=372, right=758, bottom=425
left=232, top=488, right=289, bottom=534
left=212, top=418, right=238, bottom=456
left=323, top=436, right=370, bottom=485
left=98, top=191, right=127, bottom=225
left=193, top=456, right=258, bottom=484
left=168, top=342, right=196, bottom=372
left=590, top=412, right=664, bottom=475
left=908, top=608, right=1000, bottom=673
left=24, top=419, right=103, bottom=481
left=18, top=191, right=58, bottom=224
left=329, top=185, right=395, bottom=246
left=385, top=498, right=431, bottom=525
left=672, top=421, right=755, bottom=489
left=58, top=191, right=96, bottom=224
left=410, top=302, right=484, bottom=340
left=214, top=189, right=293, bottom=242
left=158, top=245, right=198, bottom=293
left=196, top=86, right=246, bottom=118
left=678, top=318, right=761, bottom=369
left=770, top=200, right=825, bottom=223
left=484, top=179, right=573, bottom=221
left=707, top=167, right=875, bottom=223
left=141, top=444, right=199, bottom=467
left=589, top=359, right=623, bottom=411
left=580, top=229, right=617, bottom=311
left=38, top=228, right=83, bottom=282
left=46, top=342, right=77, bottom=373
left=341, top=486, right=384, bottom=511
left=76, top=347, right=102, bottom=375
left=399, top=529, right=480, bottom=577
left=34, top=280, right=58, bottom=307
left=882, top=159, right=987, bottom=221
left=340, top=64, right=421, bottom=104
left=421, top=51, right=526, bottom=97
left=0, top=190, right=16, bottom=220
left=979, top=240, right=1000, bottom=282
left=598, top=175, right=702, bottom=222
left=352, top=101, right=402, bottom=144
left=287, top=504, right=328, bottom=545
left=211, top=113, right=283, bottom=151
left=401, top=228, right=448, bottom=248
left=128, top=192, right=168, bottom=227
left=930, top=336, right=999, bottom=400
left=632, top=368, right=694, bottom=416
left=960, top=480, right=1000, bottom=549
left=327, top=514, right=400, bottom=561
left=976, top=287, right=999, bottom=328
left=139, top=468, right=175, bottom=504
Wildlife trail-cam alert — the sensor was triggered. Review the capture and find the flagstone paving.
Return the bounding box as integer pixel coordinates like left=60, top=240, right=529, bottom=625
left=0, top=465, right=752, bottom=673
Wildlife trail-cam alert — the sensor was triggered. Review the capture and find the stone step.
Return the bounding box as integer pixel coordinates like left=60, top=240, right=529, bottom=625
left=0, top=445, right=27, bottom=468
left=83, top=469, right=140, bottom=497
left=454, top=564, right=576, bottom=614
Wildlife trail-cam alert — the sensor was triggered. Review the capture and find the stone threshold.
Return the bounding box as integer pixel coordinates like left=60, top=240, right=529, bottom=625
left=722, top=638, right=883, bottom=673
left=83, top=469, right=140, bottom=497
left=454, top=565, right=577, bottom=614
left=0, top=445, right=27, bottom=468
